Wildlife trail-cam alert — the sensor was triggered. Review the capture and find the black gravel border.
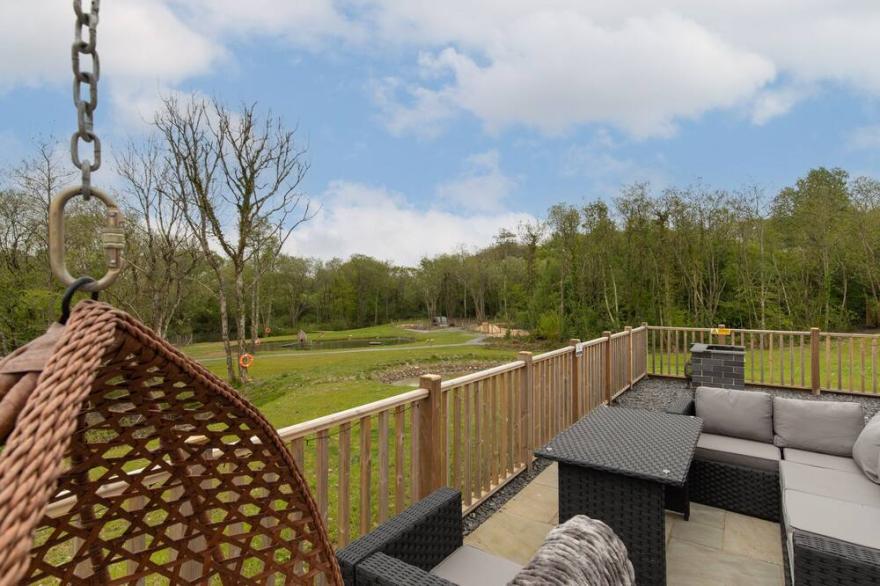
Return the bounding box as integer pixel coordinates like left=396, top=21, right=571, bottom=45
left=615, top=376, right=880, bottom=420
left=462, top=458, right=553, bottom=535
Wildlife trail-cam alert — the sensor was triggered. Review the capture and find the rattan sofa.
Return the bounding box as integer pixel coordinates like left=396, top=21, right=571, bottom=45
left=667, top=387, right=880, bottom=586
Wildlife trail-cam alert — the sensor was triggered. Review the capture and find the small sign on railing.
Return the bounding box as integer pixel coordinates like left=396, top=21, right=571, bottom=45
left=711, top=327, right=731, bottom=336
left=575, top=342, right=585, bottom=356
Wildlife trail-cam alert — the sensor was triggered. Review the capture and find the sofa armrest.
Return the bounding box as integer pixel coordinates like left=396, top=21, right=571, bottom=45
left=355, top=552, right=455, bottom=586
left=337, top=487, right=463, bottom=585
left=792, top=529, right=880, bottom=585
left=665, top=395, right=695, bottom=416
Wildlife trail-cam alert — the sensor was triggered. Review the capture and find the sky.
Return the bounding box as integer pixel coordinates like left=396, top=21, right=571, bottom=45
left=3, top=1, right=880, bottom=266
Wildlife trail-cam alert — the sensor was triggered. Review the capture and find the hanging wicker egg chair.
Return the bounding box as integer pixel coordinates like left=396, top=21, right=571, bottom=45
left=0, top=301, right=342, bottom=584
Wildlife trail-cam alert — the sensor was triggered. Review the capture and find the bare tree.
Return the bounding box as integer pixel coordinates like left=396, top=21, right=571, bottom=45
left=11, top=138, right=75, bottom=284
left=153, top=96, right=237, bottom=382
left=211, top=100, right=312, bottom=379
left=154, top=95, right=312, bottom=382
left=115, top=138, right=200, bottom=338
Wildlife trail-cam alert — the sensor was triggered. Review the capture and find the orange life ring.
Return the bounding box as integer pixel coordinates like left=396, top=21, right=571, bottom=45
left=239, top=353, right=255, bottom=369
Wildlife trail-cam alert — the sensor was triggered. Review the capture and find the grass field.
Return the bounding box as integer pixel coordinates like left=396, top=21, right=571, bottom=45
left=184, top=325, right=514, bottom=428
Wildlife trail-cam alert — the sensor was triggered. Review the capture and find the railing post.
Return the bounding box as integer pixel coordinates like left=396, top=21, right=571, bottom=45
left=625, top=326, right=633, bottom=390
left=417, top=374, right=443, bottom=499
left=717, top=324, right=726, bottom=345
left=518, top=351, right=534, bottom=471
left=810, top=328, right=821, bottom=395
left=568, top=339, right=581, bottom=421
left=641, top=322, right=649, bottom=377
left=603, top=331, right=612, bottom=404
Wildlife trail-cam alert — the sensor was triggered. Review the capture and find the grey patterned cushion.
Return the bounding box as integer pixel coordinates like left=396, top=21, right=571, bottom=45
left=509, top=516, right=634, bottom=586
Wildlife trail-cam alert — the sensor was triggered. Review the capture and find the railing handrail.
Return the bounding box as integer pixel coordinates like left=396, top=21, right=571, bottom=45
left=646, top=324, right=880, bottom=338
left=441, top=360, right=524, bottom=390
left=277, top=388, right=429, bottom=442
left=533, top=345, right=574, bottom=362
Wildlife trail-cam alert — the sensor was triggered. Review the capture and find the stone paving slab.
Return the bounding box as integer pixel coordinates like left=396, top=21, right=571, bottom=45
left=469, top=462, right=785, bottom=585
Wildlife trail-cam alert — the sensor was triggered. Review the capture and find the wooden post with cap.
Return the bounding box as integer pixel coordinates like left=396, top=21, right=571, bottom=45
left=417, top=374, right=443, bottom=499
left=569, top=339, right=581, bottom=422
left=518, top=351, right=534, bottom=471
left=810, top=328, right=821, bottom=395
left=603, top=331, right=612, bottom=404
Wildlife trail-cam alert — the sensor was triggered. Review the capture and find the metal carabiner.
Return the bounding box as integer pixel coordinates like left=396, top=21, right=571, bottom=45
left=49, top=184, right=124, bottom=293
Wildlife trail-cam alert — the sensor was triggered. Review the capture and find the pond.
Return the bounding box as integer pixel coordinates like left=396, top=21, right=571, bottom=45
left=254, top=336, right=416, bottom=353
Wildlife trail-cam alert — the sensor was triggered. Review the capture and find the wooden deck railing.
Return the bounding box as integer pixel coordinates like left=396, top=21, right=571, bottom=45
left=647, top=325, right=880, bottom=395
left=271, top=325, right=648, bottom=545
left=37, top=323, right=688, bottom=554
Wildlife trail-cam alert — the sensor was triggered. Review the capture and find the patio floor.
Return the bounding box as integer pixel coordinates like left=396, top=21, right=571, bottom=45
left=464, top=463, right=785, bottom=585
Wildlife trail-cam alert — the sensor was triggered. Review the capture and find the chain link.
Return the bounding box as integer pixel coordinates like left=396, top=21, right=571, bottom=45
left=70, top=0, right=101, bottom=199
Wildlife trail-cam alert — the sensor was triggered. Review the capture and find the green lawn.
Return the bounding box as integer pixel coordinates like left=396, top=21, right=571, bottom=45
left=184, top=327, right=514, bottom=429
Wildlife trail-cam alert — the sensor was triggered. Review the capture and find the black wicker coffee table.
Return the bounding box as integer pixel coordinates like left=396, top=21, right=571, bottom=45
left=535, top=405, right=702, bottom=586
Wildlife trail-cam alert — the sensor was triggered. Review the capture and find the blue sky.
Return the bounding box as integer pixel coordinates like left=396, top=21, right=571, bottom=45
left=3, top=1, right=880, bottom=265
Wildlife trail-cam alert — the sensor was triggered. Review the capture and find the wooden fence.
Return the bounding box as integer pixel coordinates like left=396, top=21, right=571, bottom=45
left=647, top=325, right=880, bottom=395
left=273, top=325, right=648, bottom=546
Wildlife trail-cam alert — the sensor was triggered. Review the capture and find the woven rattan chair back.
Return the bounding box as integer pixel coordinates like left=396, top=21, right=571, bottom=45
left=0, top=301, right=342, bottom=585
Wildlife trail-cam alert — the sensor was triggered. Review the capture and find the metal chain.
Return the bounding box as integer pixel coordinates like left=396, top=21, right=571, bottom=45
left=70, top=0, right=101, bottom=199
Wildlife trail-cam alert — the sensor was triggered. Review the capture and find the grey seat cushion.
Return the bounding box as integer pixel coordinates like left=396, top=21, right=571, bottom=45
left=783, top=489, right=880, bottom=550
left=780, top=460, right=880, bottom=507
left=695, top=433, right=781, bottom=472
left=783, top=448, right=861, bottom=474
left=853, top=412, right=880, bottom=483
left=430, top=545, right=522, bottom=586
left=509, top=515, right=634, bottom=586
left=695, top=386, right=773, bottom=442
left=773, top=397, right=864, bottom=456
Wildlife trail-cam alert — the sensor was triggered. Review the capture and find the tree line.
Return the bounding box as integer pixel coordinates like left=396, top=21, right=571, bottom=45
left=2, top=95, right=879, bottom=382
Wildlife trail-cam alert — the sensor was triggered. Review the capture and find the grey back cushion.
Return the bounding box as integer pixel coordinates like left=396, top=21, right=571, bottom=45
left=853, top=412, right=880, bottom=483
left=695, top=386, right=773, bottom=442
left=773, top=397, right=864, bottom=456
left=509, top=515, right=634, bottom=586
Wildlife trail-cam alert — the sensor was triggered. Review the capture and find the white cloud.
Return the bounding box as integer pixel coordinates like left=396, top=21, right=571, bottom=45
left=750, top=85, right=814, bottom=125
left=371, top=78, right=455, bottom=139
left=168, top=0, right=361, bottom=46
left=561, top=131, right=670, bottom=194
left=7, top=1, right=880, bottom=142
left=435, top=150, right=516, bottom=211
left=288, top=180, right=534, bottom=266
left=362, top=2, right=880, bottom=138
left=384, top=13, right=774, bottom=138
left=848, top=125, right=880, bottom=151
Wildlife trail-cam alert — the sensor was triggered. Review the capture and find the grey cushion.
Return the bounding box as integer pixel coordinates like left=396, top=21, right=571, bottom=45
left=430, top=545, right=522, bottom=586
left=773, top=397, right=864, bottom=456
left=853, top=412, right=880, bottom=483
left=783, top=448, right=861, bottom=474
left=780, top=460, right=880, bottom=507
left=695, top=386, right=773, bottom=442
left=509, top=515, right=634, bottom=586
left=782, top=489, right=880, bottom=550
left=695, top=433, right=781, bottom=472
